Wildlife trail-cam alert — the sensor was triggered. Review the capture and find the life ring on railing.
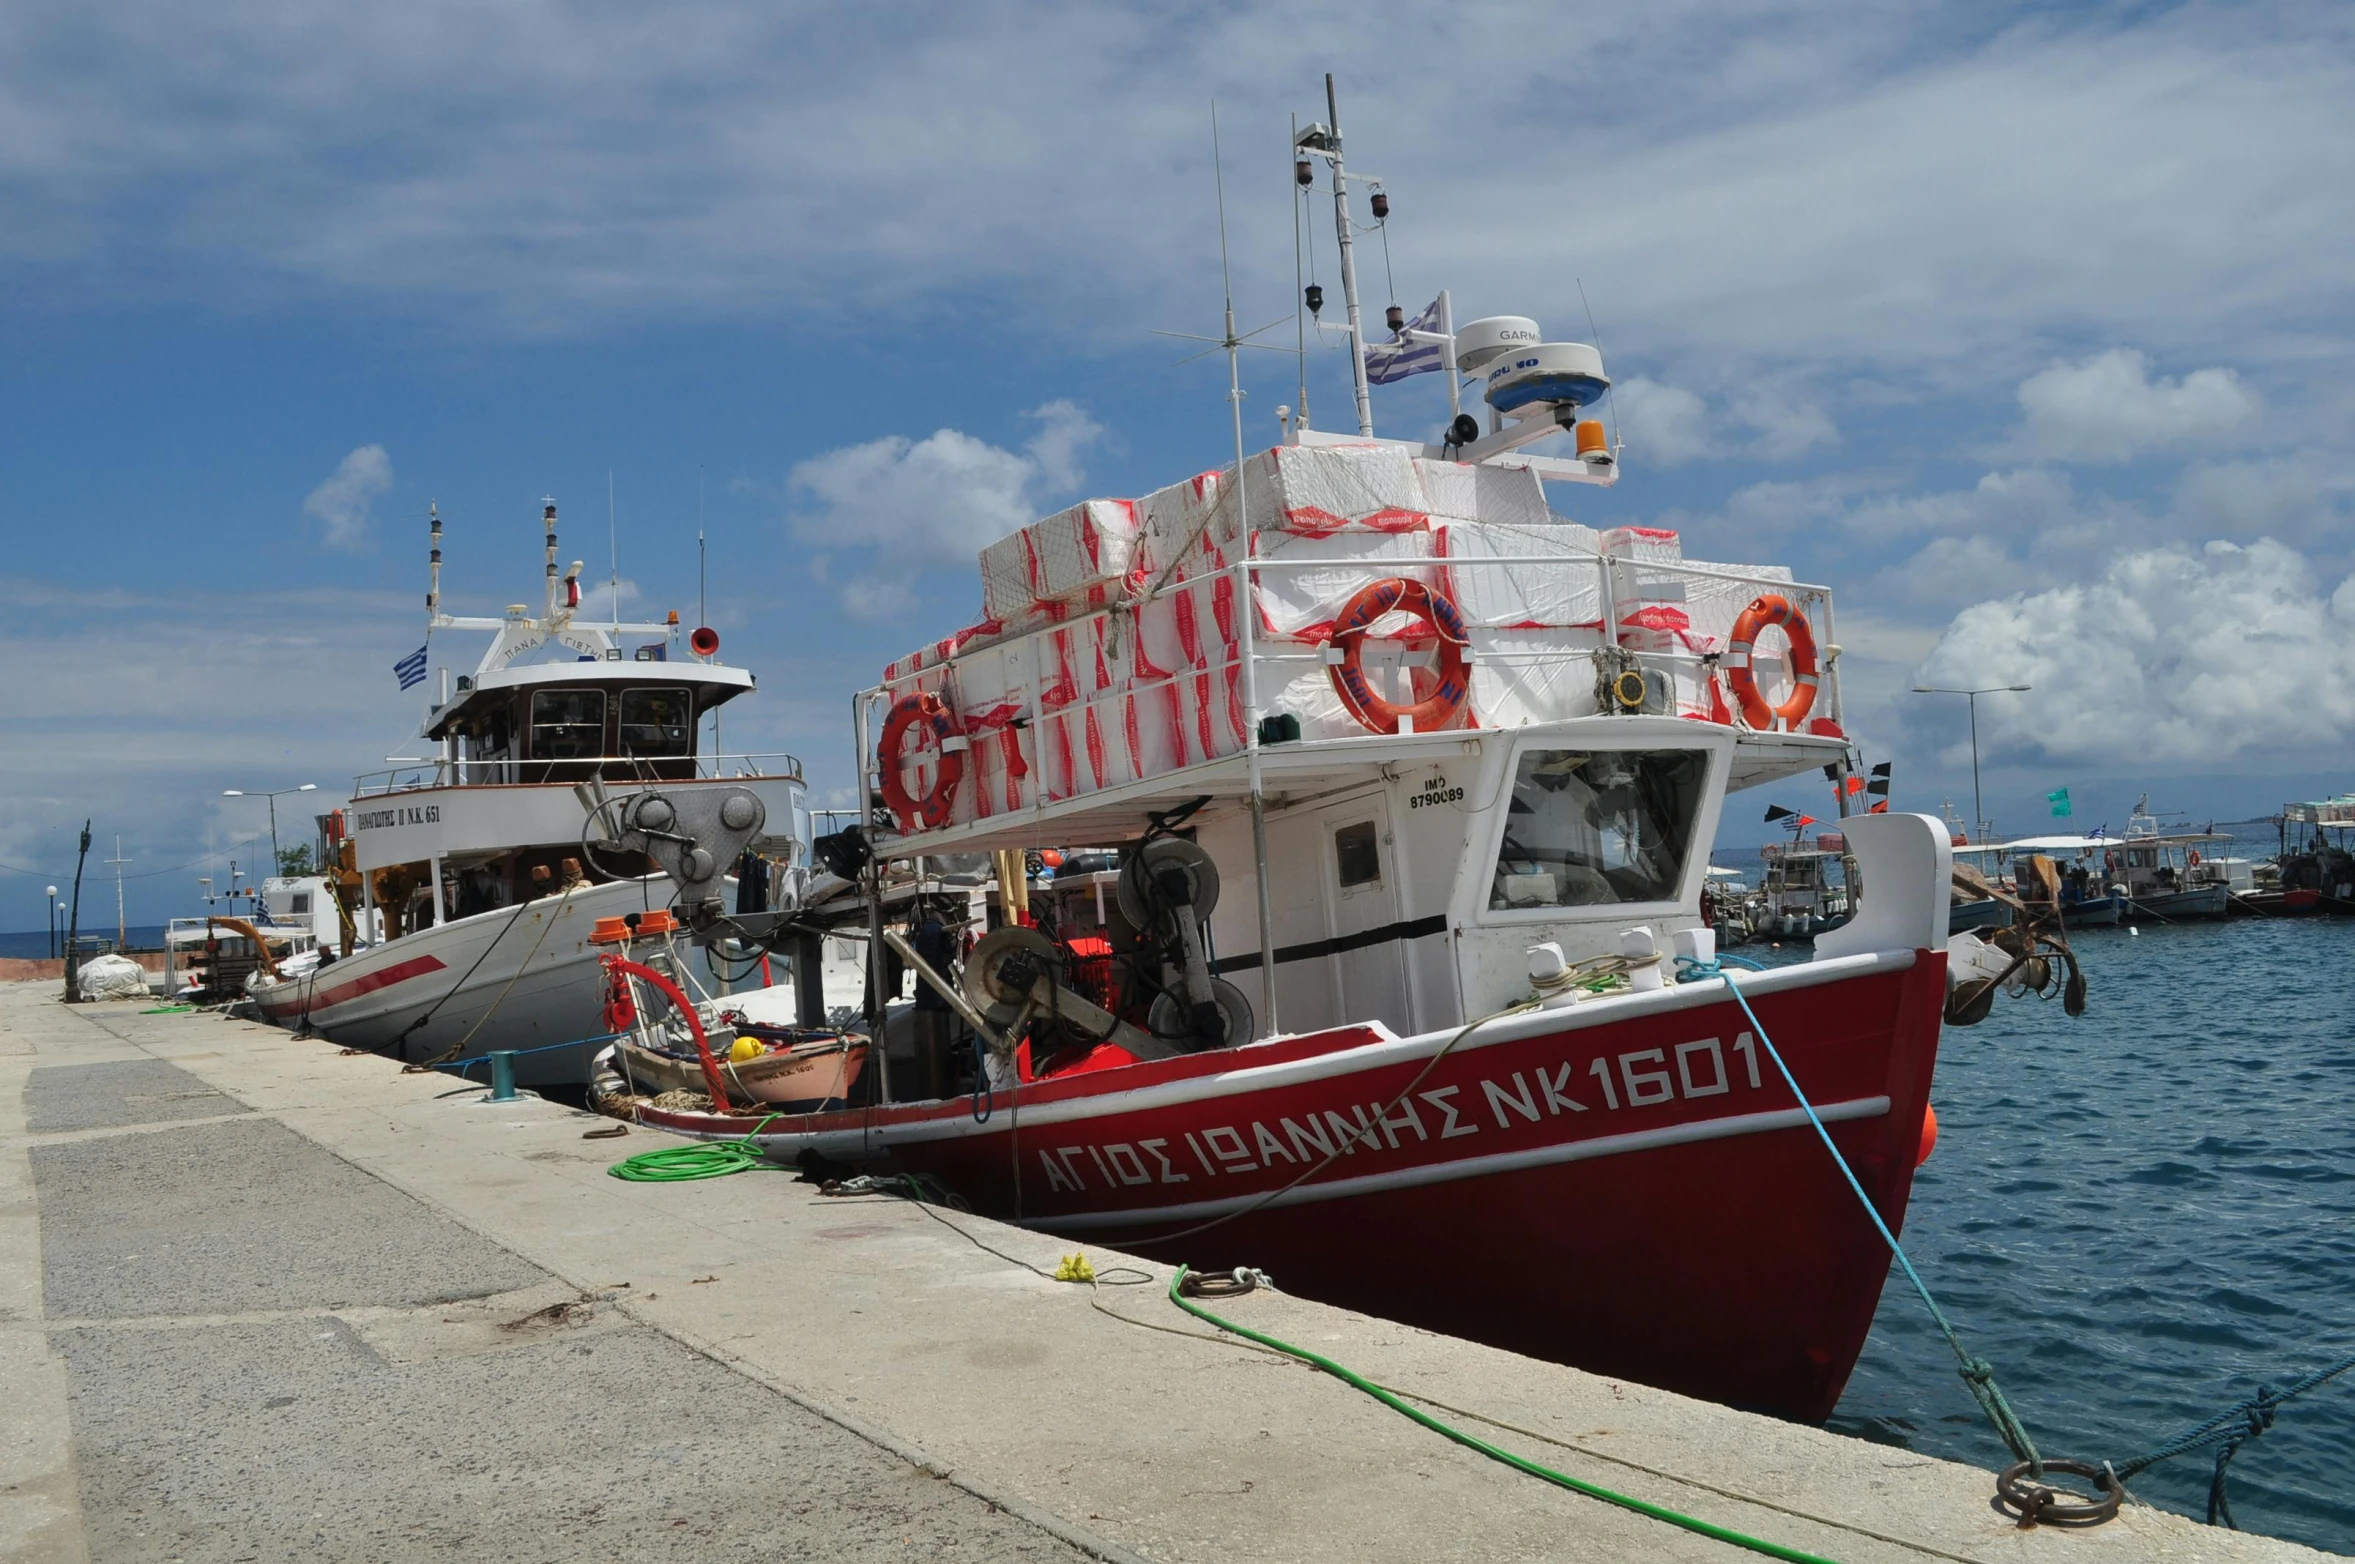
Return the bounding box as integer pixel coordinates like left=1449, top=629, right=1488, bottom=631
left=2188, top=850, right=2201, bottom=866
left=1326, top=578, right=1472, bottom=736
left=877, top=692, right=966, bottom=831
left=1723, top=594, right=1820, bottom=731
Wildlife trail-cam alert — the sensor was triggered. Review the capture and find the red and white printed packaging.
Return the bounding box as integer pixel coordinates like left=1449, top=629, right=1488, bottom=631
left=978, top=498, right=1143, bottom=622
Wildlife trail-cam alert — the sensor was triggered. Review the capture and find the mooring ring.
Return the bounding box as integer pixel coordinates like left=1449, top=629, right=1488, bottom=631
left=1995, top=1459, right=2123, bottom=1527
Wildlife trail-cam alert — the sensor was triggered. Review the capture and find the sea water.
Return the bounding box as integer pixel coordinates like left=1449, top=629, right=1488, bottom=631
left=1820, top=906, right=2355, bottom=1551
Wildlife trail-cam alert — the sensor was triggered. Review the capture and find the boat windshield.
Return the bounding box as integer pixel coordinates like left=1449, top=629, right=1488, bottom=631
left=1490, top=747, right=1709, bottom=910
left=619, top=687, right=693, bottom=757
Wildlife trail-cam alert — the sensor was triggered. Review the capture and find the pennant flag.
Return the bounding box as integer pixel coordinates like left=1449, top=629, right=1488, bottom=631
left=1867, top=760, right=1892, bottom=798
left=1763, top=804, right=1797, bottom=823
left=1868, top=800, right=1889, bottom=814
left=1795, top=815, right=1818, bottom=829
left=1844, top=776, right=1866, bottom=796
left=2047, top=787, right=2073, bottom=819
left=1364, top=296, right=1446, bottom=385
left=1870, top=762, right=1893, bottom=777
left=393, top=644, right=429, bottom=691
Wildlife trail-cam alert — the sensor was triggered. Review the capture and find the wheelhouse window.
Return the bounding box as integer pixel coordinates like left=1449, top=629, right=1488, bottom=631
left=530, top=688, right=606, bottom=760
left=619, top=687, right=694, bottom=758
left=1489, top=748, right=1708, bottom=910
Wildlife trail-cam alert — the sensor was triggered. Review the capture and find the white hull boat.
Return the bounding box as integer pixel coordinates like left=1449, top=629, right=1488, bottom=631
left=244, top=498, right=816, bottom=1084
left=250, top=875, right=703, bottom=1085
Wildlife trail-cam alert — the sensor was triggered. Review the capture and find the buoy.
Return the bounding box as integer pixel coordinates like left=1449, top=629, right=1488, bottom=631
left=729, top=1035, right=763, bottom=1064
left=1917, top=1103, right=1939, bottom=1168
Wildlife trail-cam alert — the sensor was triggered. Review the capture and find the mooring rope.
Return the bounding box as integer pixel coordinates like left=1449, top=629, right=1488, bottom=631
left=1675, top=953, right=2046, bottom=1473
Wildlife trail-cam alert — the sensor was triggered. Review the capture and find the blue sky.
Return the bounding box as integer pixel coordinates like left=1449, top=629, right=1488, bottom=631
left=5, top=1, right=2354, bottom=925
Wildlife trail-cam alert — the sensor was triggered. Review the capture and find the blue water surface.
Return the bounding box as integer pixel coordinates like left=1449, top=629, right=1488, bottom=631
left=1823, top=909, right=2355, bottom=1553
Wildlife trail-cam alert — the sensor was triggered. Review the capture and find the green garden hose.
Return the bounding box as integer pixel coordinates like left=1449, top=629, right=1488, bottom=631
left=1168, top=1266, right=1846, bottom=1564
left=607, top=1114, right=784, bottom=1182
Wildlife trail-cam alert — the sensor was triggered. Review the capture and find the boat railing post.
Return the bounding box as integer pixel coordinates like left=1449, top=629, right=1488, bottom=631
left=1236, top=553, right=1280, bottom=1041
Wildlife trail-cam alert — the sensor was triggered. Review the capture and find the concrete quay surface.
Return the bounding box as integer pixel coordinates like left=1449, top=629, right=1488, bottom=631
left=2, top=981, right=2336, bottom=1564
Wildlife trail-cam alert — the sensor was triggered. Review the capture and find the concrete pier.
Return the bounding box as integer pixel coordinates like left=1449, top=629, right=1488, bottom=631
left=4, top=981, right=2335, bottom=1563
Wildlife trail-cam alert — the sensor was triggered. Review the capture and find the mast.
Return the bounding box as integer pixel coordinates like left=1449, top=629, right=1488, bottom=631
left=542, top=498, right=560, bottom=621
left=426, top=502, right=443, bottom=618
left=1326, top=73, right=1373, bottom=437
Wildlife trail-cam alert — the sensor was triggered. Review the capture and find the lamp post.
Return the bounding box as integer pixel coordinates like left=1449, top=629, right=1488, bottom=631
left=47, top=886, right=58, bottom=958
left=223, top=784, right=318, bottom=874
left=1911, top=684, right=2032, bottom=846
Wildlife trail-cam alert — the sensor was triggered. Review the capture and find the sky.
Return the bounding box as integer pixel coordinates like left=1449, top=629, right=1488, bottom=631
left=4, top=0, right=2353, bottom=927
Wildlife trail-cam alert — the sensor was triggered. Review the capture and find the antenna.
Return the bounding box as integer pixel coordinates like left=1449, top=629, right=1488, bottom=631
left=1576, top=278, right=1624, bottom=459
left=608, top=470, right=620, bottom=630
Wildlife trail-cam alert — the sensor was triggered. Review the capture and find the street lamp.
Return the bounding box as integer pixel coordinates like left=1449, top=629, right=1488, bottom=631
left=47, top=885, right=58, bottom=959
left=223, top=783, right=319, bottom=874
left=1911, top=684, right=2032, bottom=846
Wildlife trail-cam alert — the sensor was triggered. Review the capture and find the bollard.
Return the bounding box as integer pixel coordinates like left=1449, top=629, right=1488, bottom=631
left=488, top=1050, right=519, bottom=1102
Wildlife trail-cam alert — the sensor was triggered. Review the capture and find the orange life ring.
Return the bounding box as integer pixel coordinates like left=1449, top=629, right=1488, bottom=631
left=1723, top=594, right=1820, bottom=731
left=1326, top=578, right=1472, bottom=735
left=2188, top=850, right=2201, bottom=866
left=877, top=691, right=965, bottom=831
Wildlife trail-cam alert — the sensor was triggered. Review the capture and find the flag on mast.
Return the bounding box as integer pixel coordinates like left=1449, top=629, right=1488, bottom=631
left=1364, top=296, right=1446, bottom=384
left=2047, top=787, right=2073, bottom=818
left=394, top=645, right=429, bottom=691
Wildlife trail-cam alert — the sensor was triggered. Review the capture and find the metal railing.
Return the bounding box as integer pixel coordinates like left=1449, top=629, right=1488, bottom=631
left=351, top=751, right=804, bottom=798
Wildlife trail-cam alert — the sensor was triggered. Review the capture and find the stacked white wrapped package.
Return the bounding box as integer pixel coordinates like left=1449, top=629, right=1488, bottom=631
left=877, top=443, right=1837, bottom=834
left=978, top=498, right=1143, bottom=623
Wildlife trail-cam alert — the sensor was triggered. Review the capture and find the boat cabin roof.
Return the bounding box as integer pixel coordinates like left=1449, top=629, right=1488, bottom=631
left=423, top=659, right=754, bottom=741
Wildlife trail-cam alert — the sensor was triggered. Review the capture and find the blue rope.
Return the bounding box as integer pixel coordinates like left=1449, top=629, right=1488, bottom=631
left=430, top=1030, right=627, bottom=1076
left=2113, top=1350, right=2355, bottom=1527
left=1674, top=952, right=2043, bottom=1471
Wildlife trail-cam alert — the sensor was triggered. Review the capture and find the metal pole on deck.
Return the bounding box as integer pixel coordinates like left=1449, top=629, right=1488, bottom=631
left=1327, top=74, right=1373, bottom=438
left=854, top=693, right=892, bottom=1104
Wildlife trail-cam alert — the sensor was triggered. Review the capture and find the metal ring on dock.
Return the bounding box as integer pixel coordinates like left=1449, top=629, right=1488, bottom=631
left=1994, top=1459, right=2123, bottom=1527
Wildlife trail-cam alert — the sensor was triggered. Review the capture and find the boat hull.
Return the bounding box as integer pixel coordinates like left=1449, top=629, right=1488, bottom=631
left=2124, top=885, right=2230, bottom=922
left=637, top=947, right=1945, bottom=1421
left=248, top=878, right=721, bottom=1085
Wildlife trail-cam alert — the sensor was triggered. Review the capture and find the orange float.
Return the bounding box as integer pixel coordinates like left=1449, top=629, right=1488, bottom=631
left=1723, top=594, right=1820, bottom=731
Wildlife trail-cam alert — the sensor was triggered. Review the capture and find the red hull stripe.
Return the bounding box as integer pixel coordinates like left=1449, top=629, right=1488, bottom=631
left=273, top=954, right=450, bottom=1014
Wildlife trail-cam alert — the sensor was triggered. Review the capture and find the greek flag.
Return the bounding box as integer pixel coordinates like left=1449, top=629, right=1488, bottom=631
left=394, top=644, right=429, bottom=691
left=1364, top=295, right=1446, bottom=385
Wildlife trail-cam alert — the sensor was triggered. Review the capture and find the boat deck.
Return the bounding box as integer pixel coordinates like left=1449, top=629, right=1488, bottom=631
left=5, top=981, right=2334, bottom=1563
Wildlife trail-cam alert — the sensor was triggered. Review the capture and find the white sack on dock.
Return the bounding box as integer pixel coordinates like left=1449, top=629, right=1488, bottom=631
left=77, top=953, right=150, bottom=1001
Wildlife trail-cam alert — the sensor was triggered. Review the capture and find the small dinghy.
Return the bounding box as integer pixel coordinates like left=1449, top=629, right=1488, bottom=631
left=606, top=1023, right=867, bottom=1111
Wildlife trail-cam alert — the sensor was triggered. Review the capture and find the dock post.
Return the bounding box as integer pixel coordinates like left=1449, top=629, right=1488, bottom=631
left=487, top=1051, right=518, bottom=1101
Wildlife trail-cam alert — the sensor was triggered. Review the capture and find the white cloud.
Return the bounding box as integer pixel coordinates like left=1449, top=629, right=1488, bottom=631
left=1912, top=538, right=2355, bottom=767
left=301, top=444, right=392, bottom=549
left=786, top=401, right=1101, bottom=615
left=1609, top=378, right=1836, bottom=467
left=575, top=576, right=639, bottom=623
left=2015, top=349, right=2257, bottom=462
left=4, top=4, right=2350, bottom=390
left=1617, top=378, right=1712, bottom=465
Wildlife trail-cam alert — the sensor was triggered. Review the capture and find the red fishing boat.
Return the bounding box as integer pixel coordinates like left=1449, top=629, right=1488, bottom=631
left=617, top=84, right=1961, bottom=1421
